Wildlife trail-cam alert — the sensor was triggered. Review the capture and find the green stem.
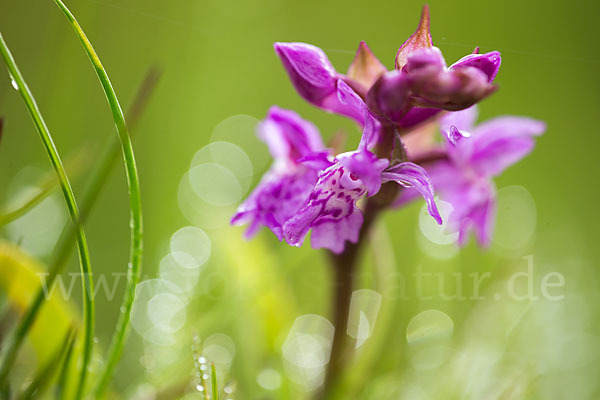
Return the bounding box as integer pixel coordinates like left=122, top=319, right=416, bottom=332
left=49, top=1, right=144, bottom=397
left=321, top=181, right=399, bottom=399
left=321, top=203, right=378, bottom=399
left=0, top=32, right=95, bottom=394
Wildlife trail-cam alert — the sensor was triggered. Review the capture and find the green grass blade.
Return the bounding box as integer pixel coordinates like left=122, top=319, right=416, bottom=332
left=0, top=67, right=158, bottom=400
left=78, top=67, right=160, bottom=222
left=55, top=329, right=77, bottom=400
left=49, top=1, right=144, bottom=396
left=0, top=148, right=90, bottom=227
left=19, top=328, right=75, bottom=400
left=52, top=67, right=160, bottom=272
left=0, top=176, right=57, bottom=226
left=211, top=364, right=219, bottom=400
left=0, top=32, right=95, bottom=395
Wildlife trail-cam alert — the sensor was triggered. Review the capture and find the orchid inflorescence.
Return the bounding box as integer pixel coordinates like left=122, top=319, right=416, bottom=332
left=232, top=6, right=545, bottom=254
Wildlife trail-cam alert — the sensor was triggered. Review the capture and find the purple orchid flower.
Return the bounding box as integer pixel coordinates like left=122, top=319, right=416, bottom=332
left=274, top=6, right=501, bottom=132
left=232, top=99, right=442, bottom=254
left=277, top=83, right=441, bottom=253
left=231, top=106, right=329, bottom=240
left=409, top=105, right=546, bottom=246
left=282, top=150, right=441, bottom=254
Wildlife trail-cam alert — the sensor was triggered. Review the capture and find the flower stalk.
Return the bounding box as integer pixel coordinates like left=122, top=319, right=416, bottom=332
left=322, top=176, right=398, bottom=398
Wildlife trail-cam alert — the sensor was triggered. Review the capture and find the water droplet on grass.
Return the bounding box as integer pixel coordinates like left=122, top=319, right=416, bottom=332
left=9, top=73, right=18, bottom=90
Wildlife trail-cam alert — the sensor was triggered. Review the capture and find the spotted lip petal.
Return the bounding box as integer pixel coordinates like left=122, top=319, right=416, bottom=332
left=274, top=42, right=364, bottom=124
left=382, top=162, right=442, bottom=224
left=283, top=164, right=367, bottom=254
left=338, top=150, right=389, bottom=196
left=282, top=147, right=389, bottom=253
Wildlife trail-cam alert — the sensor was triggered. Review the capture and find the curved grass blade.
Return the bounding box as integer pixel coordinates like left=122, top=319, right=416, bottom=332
left=54, top=328, right=77, bottom=400
left=18, top=328, right=75, bottom=400
left=52, top=67, right=160, bottom=272
left=77, top=66, right=160, bottom=222
left=0, top=33, right=95, bottom=394
left=49, top=1, right=144, bottom=396
left=0, top=67, right=158, bottom=400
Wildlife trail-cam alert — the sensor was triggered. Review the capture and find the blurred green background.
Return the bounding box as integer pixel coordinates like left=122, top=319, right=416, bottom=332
left=1, top=0, right=600, bottom=398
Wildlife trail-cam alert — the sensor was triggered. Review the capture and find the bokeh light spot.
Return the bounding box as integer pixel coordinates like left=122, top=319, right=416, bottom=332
left=169, top=226, right=211, bottom=269
left=406, top=310, right=454, bottom=346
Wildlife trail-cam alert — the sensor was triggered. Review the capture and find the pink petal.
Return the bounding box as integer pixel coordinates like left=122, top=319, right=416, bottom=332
left=470, top=116, right=546, bottom=176
left=382, top=162, right=442, bottom=224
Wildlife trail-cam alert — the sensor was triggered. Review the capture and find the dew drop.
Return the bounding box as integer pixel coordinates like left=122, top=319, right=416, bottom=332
left=9, top=74, right=18, bottom=90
